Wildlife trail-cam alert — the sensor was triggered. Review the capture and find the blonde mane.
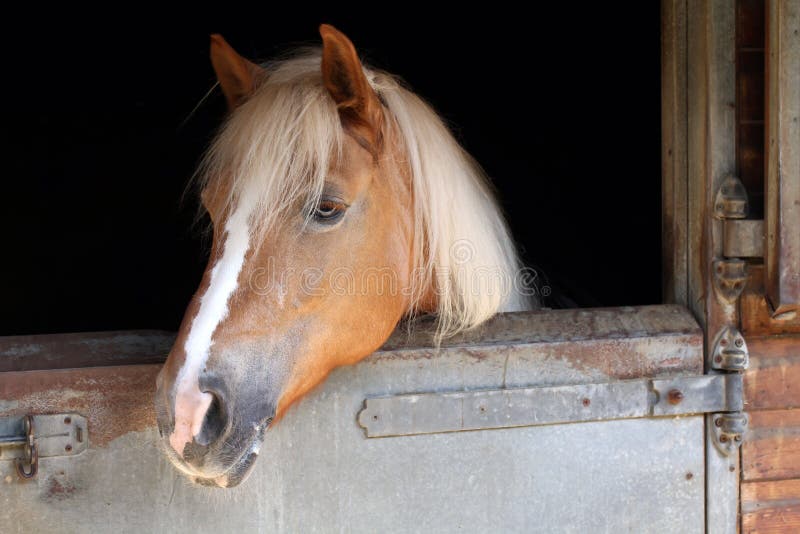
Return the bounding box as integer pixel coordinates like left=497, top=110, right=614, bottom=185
left=197, top=50, right=535, bottom=339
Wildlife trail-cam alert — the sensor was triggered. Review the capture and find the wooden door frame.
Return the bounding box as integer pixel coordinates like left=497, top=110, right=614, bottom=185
left=662, top=2, right=740, bottom=532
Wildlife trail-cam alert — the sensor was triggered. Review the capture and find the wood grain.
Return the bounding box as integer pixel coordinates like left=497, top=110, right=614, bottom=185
left=743, top=409, right=800, bottom=481
left=742, top=479, right=800, bottom=533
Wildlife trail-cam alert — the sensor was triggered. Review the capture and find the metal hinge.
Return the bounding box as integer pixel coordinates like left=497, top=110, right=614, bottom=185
left=358, top=374, right=743, bottom=439
left=714, top=175, right=749, bottom=219
left=714, top=174, right=764, bottom=259
left=0, top=414, right=87, bottom=479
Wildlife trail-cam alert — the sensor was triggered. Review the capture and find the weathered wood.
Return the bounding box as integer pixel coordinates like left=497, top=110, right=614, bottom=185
left=743, top=409, right=800, bottom=481
left=662, top=0, right=689, bottom=306
left=765, top=0, right=800, bottom=318
left=742, top=479, right=800, bottom=533
left=744, top=335, right=800, bottom=410
left=686, top=3, right=739, bottom=531
left=741, top=265, right=800, bottom=336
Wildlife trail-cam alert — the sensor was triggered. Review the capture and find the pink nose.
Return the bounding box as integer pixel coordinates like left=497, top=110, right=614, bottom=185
left=170, top=389, right=213, bottom=455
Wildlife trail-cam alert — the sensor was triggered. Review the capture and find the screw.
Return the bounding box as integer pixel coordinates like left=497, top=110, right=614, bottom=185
left=667, top=390, right=684, bottom=405
left=372, top=415, right=378, bottom=421
left=479, top=405, right=486, bottom=413
left=729, top=466, right=736, bottom=472
left=720, top=435, right=729, bottom=443
left=720, top=338, right=728, bottom=347
left=715, top=355, right=723, bottom=364
left=63, top=417, right=71, bottom=424
left=735, top=338, right=744, bottom=348
left=582, top=398, right=591, bottom=407
left=65, top=444, right=72, bottom=452
left=734, top=435, right=742, bottom=442
left=715, top=418, right=723, bottom=427
left=686, top=472, right=694, bottom=480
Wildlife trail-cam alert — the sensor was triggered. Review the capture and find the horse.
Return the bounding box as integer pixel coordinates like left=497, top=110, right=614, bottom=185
left=155, top=24, right=536, bottom=488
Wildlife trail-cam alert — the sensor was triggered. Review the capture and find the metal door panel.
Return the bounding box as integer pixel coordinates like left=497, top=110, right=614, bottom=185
left=1, top=305, right=706, bottom=533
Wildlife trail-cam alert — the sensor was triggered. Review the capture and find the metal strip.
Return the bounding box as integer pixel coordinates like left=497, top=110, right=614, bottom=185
left=358, top=374, right=741, bottom=438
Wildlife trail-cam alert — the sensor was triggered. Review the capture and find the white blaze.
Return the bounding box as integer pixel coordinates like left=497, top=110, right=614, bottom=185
left=170, top=194, right=257, bottom=454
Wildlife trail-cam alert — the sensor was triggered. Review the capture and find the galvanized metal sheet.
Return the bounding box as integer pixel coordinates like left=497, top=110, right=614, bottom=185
left=0, top=305, right=705, bottom=533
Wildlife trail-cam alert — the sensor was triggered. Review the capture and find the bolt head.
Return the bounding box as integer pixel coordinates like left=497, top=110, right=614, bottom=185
left=667, top=389, right=684, bottom=405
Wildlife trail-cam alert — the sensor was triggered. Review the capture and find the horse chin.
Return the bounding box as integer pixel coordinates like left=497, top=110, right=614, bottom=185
left=191, top=437, right=263, bottom=489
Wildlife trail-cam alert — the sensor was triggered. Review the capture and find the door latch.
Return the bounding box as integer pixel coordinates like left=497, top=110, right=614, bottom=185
left=0, top=414, right=87, bottom=480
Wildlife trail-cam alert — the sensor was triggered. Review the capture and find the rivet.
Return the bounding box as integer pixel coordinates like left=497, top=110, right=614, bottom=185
left=720, top=338, right=728, bottom=347
left=686, top=472, right=693, bottom=480
left=64, top=417, right=71, bottom=425
left=582, top=398, right=591, bottom=407
left=667, top=390, right=684, bottom=405
left=65, top=444, right=72, bottom=452
left=715, top=355, right=723, bottom=363
left=715, top=418, right=723, bottom=427
left=734, top=435, right=742, bottom=442
left=735, top=338, right=744, bottom=348
left=720, top=435, right=729, bottom=443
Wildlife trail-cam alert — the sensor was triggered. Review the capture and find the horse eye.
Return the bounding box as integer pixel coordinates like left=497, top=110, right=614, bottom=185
left=313, top=198, right=347, bottom=223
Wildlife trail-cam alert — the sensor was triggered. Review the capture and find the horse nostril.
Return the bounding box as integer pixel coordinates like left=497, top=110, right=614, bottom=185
left=195, top=392, right=226, bottom=447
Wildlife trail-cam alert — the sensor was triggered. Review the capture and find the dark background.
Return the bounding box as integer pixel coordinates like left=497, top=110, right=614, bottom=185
left=1, top=6, right=661, bottom=336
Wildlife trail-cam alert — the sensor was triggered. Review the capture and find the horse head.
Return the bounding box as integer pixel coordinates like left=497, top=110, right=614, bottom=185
left=155, top=25, right=532, bottom=487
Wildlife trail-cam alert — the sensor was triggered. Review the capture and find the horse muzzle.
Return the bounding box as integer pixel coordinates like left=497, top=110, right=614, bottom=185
left=154, top=369, right=274, bottom=488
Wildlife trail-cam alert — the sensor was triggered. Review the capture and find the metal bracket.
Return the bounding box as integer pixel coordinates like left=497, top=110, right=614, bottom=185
left=711, top=326, right=749, bottom=371
left=713, top=259, right=748, bottom=303
left=714, top=175, right=749, bottom=219
left=358, top=374, right=743, bottom=438
left=0, top=414, right=87, bottom=480
left=711, top=412, right=748, bottom=456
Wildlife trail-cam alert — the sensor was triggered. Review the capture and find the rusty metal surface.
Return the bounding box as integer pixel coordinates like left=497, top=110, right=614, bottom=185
left=0, top=305, right=700, bottom=373
left=765, top=0, right=800, bottom=318
left=0, top=365, right=160, bottom=447
left=0, top=307, right=702, bottom=448
left=0, top=330, right=174, bottom=372
left=0, top=305, right=706, bottom=533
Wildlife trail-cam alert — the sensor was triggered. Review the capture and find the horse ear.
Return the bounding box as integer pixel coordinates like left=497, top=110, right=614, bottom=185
left=210, top=34, right=264, bottom=110
left=319, top=24, right=383, bottom=155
